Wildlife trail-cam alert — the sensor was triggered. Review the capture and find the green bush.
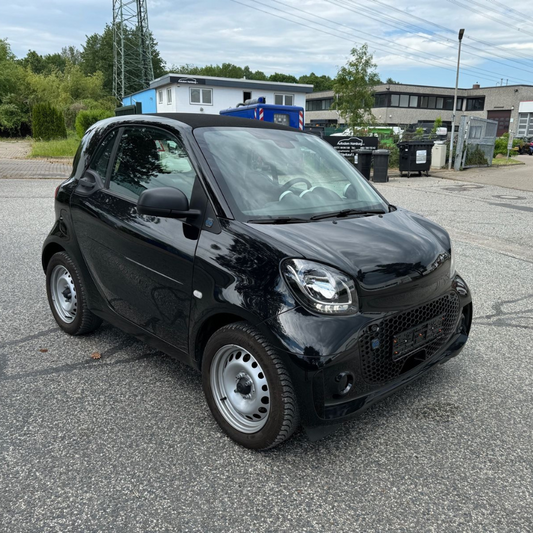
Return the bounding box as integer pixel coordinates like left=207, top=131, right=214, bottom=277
left=75, top=109, right=113, bottom=138
left=464, top=145, right=488, bottom=167
left=32, top=102, right=67, bottom=141
left=494, top=132, right=522, bottom=156
left=0, top=103, right=24, bottom=135
left=378, top=141, right=399, bottom=168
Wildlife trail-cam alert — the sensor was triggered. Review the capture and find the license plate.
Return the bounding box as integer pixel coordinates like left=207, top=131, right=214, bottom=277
left=391, top=315, right=446, bottom=361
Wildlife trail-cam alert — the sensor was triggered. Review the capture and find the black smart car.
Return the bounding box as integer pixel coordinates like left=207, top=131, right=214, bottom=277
left=42, top=114, right=472, bottom=450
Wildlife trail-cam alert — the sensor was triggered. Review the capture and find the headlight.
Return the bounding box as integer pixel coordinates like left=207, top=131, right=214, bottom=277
left=450, top=245, right=456, bottom=278
left=282, top=259, right=359, bottom=315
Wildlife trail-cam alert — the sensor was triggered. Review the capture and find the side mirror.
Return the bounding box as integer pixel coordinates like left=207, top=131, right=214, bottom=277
left=137, top=187, right=200, bottom=219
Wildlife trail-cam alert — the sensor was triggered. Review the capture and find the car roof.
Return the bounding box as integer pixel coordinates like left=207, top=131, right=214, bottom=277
left=144, top=113, right=296, bottom=131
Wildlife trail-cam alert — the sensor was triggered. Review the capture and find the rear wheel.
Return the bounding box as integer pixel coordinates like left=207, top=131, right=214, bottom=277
left=46, top=252, right=102, bottom=335
left=202, top=322, right=300, bottom=450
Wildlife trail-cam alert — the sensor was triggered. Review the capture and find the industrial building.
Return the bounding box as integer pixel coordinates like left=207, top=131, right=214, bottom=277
left=122, top=74, right=313, bottom=116
left=306, top=83, right=533, bottom=137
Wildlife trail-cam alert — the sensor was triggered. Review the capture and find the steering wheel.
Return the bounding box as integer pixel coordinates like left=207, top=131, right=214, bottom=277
left=281, top=177, right=312, bottom=192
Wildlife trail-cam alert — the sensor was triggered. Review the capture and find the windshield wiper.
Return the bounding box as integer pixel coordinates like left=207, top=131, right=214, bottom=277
left=247, top=217, right=309, bottom=224
left=310, top=208, right=386, bottom=221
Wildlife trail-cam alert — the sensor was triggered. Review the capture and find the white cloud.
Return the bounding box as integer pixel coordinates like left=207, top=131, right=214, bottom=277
left=1, top=0, right=533, bottom=87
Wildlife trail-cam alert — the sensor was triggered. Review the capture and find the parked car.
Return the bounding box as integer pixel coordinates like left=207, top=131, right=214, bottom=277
left=42, top=114, right=472, bottom=450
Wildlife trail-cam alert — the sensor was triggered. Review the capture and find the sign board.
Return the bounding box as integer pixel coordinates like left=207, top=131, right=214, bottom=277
left=416, top=150, right=427, bottom=164
left=324, top=136, right=379, bottom=158
left=436, top=127, right=448, bottom=136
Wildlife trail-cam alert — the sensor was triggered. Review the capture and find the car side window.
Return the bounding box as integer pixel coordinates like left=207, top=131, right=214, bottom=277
left=88, top=129, right=118, bottom=180
left=108, top=126, right=197, bottom=202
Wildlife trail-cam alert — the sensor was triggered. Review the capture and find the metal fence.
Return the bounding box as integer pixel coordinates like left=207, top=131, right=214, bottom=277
left=454, top=116, right=498, bottom=170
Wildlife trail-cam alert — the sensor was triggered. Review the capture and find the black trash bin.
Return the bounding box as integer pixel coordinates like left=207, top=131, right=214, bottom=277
left=397, top=140, right=434, bottom=177
left=356, top=148, right=373, bottom=180
left=372, top=149, right=390, bottom=182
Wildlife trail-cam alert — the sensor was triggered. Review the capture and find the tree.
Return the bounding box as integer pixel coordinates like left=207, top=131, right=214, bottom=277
left=268, top=72, right=298, bottom=83
left=298, top=72, right=334, bottom=92
left=385, top=77, right=400, bottom=84
left=61, top=46, right=82, bottom=66
left=81, top=24, right=165, bottom=96
left=18, top=49, right=75, bottom=74
left=0, top=103, right=24, bottom=135
left=169, top=63, right=202, bottom=75
left=332, top=44, right=381, bottom=129
left=431, top=116, right=443, bottom=136
left=0, top=39, right=25, bottom=98
left=32, top=102, right=67, bottom=140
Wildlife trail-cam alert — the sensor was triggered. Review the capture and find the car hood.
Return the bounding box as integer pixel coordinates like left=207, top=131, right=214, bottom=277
left=248, top=209, right=452, bottom=292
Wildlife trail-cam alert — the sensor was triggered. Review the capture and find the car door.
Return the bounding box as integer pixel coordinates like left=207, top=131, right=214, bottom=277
left=70, top=124, right=206, bottom=354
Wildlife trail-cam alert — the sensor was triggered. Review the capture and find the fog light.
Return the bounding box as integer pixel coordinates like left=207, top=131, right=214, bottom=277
left=335, top=372, right=354, bottom=396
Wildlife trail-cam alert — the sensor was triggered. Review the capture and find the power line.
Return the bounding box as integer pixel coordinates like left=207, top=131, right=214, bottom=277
left=358, top=0, right=533, bottom=65
left=264, top=0, right=513, bottom=83
left=227, top=0, right=471, bottom=79
left=446, top=0, right=533, bottom=39
left=320, top=0, right=533, bottom=83
left=486, top=0, right=533, bottom=24
left=229, top=0, right=533, bottom=85
left=331, top=0, right=533, bottom=78
left=470, top=0, right=524, bottom=26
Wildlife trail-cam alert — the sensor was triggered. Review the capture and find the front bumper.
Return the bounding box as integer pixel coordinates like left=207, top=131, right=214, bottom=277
left=261, top=278, right=472, bottom=428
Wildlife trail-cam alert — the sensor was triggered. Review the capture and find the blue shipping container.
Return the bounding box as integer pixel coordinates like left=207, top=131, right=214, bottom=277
left=122, top=88, right=157, bottom=114
left=220, top=101, right=304, bottom=130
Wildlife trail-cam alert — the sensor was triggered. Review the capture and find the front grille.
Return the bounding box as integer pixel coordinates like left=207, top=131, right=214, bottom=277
left=360, top=292, right=461, bottom=384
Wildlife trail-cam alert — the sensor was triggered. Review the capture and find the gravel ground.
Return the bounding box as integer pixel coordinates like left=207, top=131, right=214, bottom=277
left=0, top=140, right=31, bottom=159
left=429, top=153, right=533, bottom=192
left=0, top=178, right=532, bottom=532
left=0, top=140, right=72, bottom=180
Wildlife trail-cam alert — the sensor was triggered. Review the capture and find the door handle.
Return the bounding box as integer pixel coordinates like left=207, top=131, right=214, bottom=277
left=79, top=177, right=95, bottom=189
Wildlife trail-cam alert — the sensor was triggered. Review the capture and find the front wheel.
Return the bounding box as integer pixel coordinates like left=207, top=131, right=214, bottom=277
left=202, top=322, right=300, bottom=450
left=46, top=251, right=102, bottom=335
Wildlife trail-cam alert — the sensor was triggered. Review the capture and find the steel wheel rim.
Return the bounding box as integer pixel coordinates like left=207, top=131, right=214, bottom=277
left=49, top=265, right=77, bottom=324
left=210, top=344, right=271, bottom=434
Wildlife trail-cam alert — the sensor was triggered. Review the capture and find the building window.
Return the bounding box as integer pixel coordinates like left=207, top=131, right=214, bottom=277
left=374, top=93, right=388, bottom=107
left=387, top=94, right=465, bottom=111
left=518, top=113, right=533, bottom=136
left=166, top=88, right=172, bottom=104
left=306, top=98, right=334, bottom=111
left=158, top=90, right=163, bottom=104
left=398, top=94, right=408, bottom=107
left=466, top=97, right=484, bottom=111
left=190, top=88, right=213, bottom=105
left=275, top=94, right=294, bottom=106
left=243, top=91, right=252, bottom=103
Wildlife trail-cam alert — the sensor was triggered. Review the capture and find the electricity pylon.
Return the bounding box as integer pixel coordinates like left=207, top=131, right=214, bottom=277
left=112, top=0, right=154, bottom=101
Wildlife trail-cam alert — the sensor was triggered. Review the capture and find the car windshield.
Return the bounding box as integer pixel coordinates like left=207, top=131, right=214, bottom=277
left=194, top=127, right=388, bottom=221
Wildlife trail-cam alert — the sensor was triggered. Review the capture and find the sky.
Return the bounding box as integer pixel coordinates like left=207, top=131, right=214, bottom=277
left=2, top=0, right=533, bottom=89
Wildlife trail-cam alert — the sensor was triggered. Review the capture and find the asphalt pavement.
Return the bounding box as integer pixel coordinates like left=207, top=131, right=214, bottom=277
left=0, top=176, right=532, bottom=532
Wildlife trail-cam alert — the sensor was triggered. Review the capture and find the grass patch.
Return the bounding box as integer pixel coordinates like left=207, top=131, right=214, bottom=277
left=0, top=136, right=32, bottom=143
left=30, top=133, right=80, bottom=158
left=491, top=157, right=524, bottom=166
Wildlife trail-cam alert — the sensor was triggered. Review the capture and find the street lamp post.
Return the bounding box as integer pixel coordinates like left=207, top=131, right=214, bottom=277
left=449, top=28, right=465, bottom=170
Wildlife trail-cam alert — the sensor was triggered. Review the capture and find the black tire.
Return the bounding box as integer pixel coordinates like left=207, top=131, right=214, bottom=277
left=202, top=322, right=300, bottom=450
left=46, top=251, right=102, bottom=335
